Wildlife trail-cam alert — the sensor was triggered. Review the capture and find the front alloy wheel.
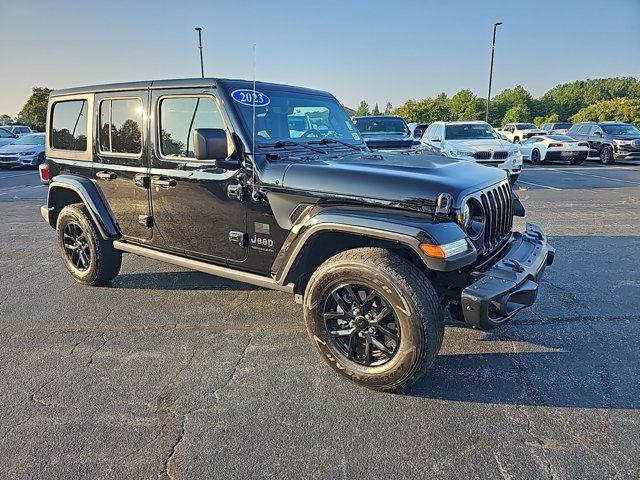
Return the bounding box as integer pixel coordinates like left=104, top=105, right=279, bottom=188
left=324, top=283, right=400, bottom=367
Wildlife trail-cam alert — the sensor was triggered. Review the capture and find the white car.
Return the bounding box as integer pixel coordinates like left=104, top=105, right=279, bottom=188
left=518, top=135, right=589, bottom=165
left=496, top=123, right=546, bottom=143
left=421, top=121, right=522, bottom=182
left=1, top=125, right=33, bottom=137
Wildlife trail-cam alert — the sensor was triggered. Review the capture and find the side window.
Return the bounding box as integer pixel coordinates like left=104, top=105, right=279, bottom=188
left=51, top=100, right=88, bottom=151
left=0, top=129, right=11, bottom=138
left=99, top=98, right=143, bottom=154
left=577, top=125, right=590, bottom=135
left=424, top=124, right=435, bottom=141
left=593, top=126, right=603, bottom=135
left=433, top=124, right=443, bottom=140
left=159, top=96, right=225, bottom=158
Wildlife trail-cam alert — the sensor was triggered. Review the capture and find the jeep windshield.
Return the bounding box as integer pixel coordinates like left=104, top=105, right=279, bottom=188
left=232, top=89, right=364, bottom=148
left=353, top=117, right=410, bottom=136
left=445, top=124, right=498, bottom=140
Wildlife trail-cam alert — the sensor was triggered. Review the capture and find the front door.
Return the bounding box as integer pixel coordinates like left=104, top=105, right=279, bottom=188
left=94, top=91, right=152, bottom=241
left=148, top=90, right=247, bottom=263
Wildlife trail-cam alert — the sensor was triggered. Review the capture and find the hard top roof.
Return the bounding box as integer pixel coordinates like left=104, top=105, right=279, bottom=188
left=50, top=78, right=333, bottom=98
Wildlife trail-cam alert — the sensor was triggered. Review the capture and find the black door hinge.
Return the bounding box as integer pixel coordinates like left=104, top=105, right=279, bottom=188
left=229, top=231, right=248, bottom=247
left=227, top=184, right=244, bottom=201
left=134, top=174, right=150, bottom=189
left=138, top=214, right=153, bottom=228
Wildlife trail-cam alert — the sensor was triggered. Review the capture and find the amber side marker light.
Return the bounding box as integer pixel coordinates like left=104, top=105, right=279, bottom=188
left=419, top=239, right=468, bottom=259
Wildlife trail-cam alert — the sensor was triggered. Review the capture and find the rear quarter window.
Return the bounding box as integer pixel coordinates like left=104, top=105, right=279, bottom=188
left=51, top=100, right=89, bottom=151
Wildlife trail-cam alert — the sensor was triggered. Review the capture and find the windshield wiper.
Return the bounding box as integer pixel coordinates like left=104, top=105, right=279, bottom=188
left=258, top=140, right=326, bottom=155
left=311, top=138, right=366, bottom=151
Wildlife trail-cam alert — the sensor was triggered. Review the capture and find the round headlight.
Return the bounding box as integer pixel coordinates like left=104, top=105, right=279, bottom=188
left=459, top=199, right=484, bottom=239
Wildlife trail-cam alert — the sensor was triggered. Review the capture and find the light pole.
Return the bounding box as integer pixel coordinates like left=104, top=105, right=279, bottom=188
left=485, top=22, right=502, bottom=124
left=194, top=27, right=204, bottom=78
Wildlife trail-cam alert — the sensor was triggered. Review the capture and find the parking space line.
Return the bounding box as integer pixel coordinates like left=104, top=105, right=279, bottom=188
left=517, top=180, right=561, bottom=191
left=0, top=172, right=39, bottom=180
left=557, top=169, right=640, bottom=186
left=0, top=185, right=45, bottom=196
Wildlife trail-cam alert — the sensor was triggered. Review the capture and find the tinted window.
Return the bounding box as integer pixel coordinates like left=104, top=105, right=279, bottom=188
left=99, top=98, right=143, bottom=154
left=159, top=97, right=225, bottom=158
left=445, top=123, right=497, bottom=140
left=602, top=124, right=640, bottom=135
left=577, top=125, right=592, bottom=135
left=51, top=100, right=88, bottom=151
left=515, top=123, right=537, bottom=130
left=552, top=123, right=572, bottom=130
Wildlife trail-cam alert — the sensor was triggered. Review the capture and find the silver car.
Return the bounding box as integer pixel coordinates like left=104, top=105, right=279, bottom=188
left=0, top=132, right=46, bottom=168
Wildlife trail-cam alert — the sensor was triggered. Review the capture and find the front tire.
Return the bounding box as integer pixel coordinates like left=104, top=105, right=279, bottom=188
left=303, top=247, right=444, bottom=392
left=56, top=203, right=122, bottom=285
left=600, top=146, right=614, bottom=165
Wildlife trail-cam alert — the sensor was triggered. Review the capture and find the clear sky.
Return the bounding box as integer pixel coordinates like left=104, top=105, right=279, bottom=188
left=1, top=0, right=639, bottom=117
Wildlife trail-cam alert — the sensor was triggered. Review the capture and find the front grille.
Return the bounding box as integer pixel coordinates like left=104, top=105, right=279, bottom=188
left=474, top=151, right=491, bottom=160
left=493, top=151, right=509, bottom=160
left=0, top=156, right=18, bottom=162
left=478, top=181, right=513, bottom=252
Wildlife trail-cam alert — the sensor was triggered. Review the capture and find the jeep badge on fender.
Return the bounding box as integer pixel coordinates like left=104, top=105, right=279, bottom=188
left=40, top=78, right=554, bottom=392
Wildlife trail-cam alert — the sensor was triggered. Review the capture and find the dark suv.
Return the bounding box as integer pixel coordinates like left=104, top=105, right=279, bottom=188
left=567, top=122, right=640, bottom=164
left=39, top=78, right=554, bottom=391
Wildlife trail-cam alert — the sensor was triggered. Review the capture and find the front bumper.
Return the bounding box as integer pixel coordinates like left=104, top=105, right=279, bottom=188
left=461, top=223, right=554, bottom=329
left=613, top=144, right=640, bottom=160
left=0, top=155, right=37, bottom=166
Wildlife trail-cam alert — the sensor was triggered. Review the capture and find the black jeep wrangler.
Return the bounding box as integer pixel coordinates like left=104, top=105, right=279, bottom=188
left=40, top=78, right=554, bottom=391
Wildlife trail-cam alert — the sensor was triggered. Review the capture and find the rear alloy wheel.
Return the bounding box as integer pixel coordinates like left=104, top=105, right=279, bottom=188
left=304, top=247, right=444, bottom=392
left=600, top=146, right=615, bottom=165
left=56, top=203, right=122, bottom=285
left=531, top=148, right=543, bottom=165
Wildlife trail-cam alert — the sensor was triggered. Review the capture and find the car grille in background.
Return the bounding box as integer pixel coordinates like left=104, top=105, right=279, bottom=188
left=474, top=151, right=492, bottom=160
left=0, top=156, right=18, bottom=162
left=493, top=151, right=509, bottom=160
left=479, top=182, right=513, bottom=252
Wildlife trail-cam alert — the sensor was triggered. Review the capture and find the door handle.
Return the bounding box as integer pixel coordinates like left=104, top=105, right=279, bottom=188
left=96, top=170, right=117, bottom=181
left=153, top=177, right=177, bottom=189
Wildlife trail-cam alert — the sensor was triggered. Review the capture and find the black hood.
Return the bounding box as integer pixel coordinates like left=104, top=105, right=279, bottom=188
left=281, top=151, right=507, bottom=211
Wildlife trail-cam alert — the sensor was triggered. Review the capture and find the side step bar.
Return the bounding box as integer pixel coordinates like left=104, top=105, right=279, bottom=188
left=113, top=241, right=294, bottom=294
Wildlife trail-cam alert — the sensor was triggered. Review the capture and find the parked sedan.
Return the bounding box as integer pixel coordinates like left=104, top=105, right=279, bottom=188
left=0, top=132, right=46, bottom=168
left=518, top=135, right=589, bottom=165
left=353, top=115, right=419, bottom=150
left=0, top=127, right=18, bottom=147
left=1, top=125, right=33, bottom=137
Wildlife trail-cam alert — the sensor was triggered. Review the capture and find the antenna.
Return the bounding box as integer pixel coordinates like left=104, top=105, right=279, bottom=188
left=251, top=43, right=259, bottom=201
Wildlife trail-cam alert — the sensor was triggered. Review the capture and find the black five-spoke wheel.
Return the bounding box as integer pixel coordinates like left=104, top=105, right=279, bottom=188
left=63, top=222, right=91, bottom=271
left=324, top=283, right=400, bottom=367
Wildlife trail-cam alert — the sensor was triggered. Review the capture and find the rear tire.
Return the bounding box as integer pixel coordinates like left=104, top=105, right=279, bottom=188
left=531, top=148, right=543, bottom=165
left=36, top=152, right=45, bottom=167
left=600, top=146, right=615, bottom=165
left=304, top=247, right=444, bottom=392
left=56, top=203, right=122, bottom=286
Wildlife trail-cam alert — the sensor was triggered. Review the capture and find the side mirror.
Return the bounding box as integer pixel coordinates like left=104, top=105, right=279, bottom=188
left=413, top=129, right=423, bottom=139
left=594, top=131, right=603, bottom=137
left=193, top=128, right=229, bottom=160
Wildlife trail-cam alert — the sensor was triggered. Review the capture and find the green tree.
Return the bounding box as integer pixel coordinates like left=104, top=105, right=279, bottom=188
left=533, top=113, right=559, bottom=127
left=384, top=102, right=393, bottom=114
left=371, top=103, right=381, bottom=116
left=502, top=104, right=531, bottom=125
left=16, top=87, right=53, bottom=130
left=570, top=98, right=640, bottom=124
left=490, top=85, right=534, bottom=125
left=540, top=77, right=640, bottom=120
left=355, top=100, right=370, bottom=116
left=449, top=89, right=483, bottom=121
left=393, top=98, right=453, bottom=123
left=0, top=114, right=12, bottom=126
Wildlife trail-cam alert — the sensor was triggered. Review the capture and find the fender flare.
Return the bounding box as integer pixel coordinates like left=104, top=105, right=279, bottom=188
left=46, top=175, right=120, bottom=239
left=273, top=207, right=476, bottom=285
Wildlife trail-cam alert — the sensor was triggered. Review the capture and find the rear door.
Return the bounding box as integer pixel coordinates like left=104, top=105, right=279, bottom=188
left=147, top=89, right=247, bottom=263
left=94, top=91, right=152, bottom=241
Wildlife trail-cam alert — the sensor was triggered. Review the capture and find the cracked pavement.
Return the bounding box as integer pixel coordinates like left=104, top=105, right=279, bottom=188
left=0, top=164, right=639, bottom=479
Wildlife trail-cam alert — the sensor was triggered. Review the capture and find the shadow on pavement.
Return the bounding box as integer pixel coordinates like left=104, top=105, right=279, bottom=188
left=107, top=271, right=265, bottom=291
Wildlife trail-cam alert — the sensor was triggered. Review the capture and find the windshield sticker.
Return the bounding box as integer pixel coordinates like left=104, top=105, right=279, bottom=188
left=231, top=89, right=270, bottom=107
left=352, top=132, right=360, bottom=140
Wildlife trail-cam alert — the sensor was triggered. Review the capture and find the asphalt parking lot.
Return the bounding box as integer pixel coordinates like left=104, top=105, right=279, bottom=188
left=1, top=160, right=639, bottom=479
